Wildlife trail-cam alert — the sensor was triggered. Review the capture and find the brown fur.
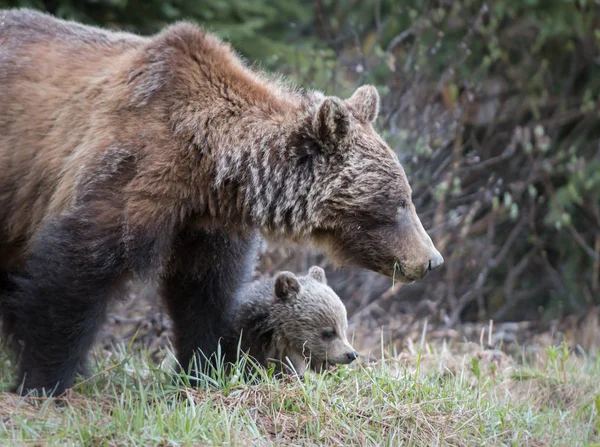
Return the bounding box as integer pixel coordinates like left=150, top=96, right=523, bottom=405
left=0, top=9, right=443, bottom=395
left=0, top=9, right=441, bottom=279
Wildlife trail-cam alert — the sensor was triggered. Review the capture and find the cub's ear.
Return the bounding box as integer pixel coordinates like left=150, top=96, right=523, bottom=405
left=346, top=85, right=380, bottom=123
left=274, top=272, right=301, bottom=302
left=308, top=266, right=327, bottom=284
left=313, top=97, right=350, bottom=148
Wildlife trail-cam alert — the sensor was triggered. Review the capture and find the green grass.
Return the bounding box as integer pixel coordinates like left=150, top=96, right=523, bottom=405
left=0, top=341, right=598, bottom=446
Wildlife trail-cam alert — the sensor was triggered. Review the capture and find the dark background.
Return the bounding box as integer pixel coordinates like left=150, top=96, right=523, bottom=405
left=2, top=0, right=599, bottom=346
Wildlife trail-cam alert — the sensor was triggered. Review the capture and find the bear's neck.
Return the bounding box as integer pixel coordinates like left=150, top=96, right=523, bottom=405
left=233, top=297, right=286, bottom=364
left=178, top=102, right=326, bottom=239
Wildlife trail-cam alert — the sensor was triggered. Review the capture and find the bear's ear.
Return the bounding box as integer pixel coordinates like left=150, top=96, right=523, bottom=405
left=308, top=266, right=327, bottom=284
left=346, top=85, right=380, bottom=123
left=274, top=272, right=301, bottom=302
left=313, top=97, right=351, bottom=148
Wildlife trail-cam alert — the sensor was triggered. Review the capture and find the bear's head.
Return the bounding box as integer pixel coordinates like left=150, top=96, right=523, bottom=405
left=294, top=86, right=444, bottom=283
left=271, top=267, right=357, bottom=371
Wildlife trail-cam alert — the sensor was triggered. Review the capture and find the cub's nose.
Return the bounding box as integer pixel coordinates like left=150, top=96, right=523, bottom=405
left=346, top=351, right=359, bottom=362
left=428, top=252, right=444, bottom=271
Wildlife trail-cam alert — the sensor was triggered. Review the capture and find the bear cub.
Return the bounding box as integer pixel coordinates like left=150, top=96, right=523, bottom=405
left=228, top=266, right=358, bottom=376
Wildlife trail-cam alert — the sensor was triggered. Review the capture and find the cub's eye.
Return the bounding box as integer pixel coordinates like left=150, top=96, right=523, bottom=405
left=398, top=199, right=407, bottom=209
left=322, top=329, right=336, bottom=340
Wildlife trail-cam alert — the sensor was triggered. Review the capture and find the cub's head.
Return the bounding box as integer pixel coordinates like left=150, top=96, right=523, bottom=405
left=272, top=267, right=357, bottom=371
left=291, top=86, right=444, bottom=283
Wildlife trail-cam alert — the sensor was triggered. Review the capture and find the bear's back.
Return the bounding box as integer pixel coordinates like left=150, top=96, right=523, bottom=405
left=0, top=9, right=145, bottom=91
left=235, top=278, right=275, bottom=328
left=0, top=9, right=144, bottom=48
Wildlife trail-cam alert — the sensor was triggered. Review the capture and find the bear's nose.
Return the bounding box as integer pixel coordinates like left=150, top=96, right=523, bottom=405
left=347, top=351, right=359, bottom=361
left=428, top=252, right=444, bottom=271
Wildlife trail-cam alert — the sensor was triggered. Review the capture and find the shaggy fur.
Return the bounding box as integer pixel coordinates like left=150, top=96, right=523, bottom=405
left=0, top=9, right=443, bottom=395
left=226, top=267, right=357, bottom=376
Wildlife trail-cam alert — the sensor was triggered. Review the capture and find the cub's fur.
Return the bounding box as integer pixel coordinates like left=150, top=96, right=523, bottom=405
left=229, top=267, right=357, bottom=376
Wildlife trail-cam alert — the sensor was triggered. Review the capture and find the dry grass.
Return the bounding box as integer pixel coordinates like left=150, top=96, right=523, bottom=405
left=0, top=337, right=597, bottom=447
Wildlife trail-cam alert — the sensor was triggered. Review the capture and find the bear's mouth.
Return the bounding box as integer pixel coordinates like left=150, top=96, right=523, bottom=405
left=391, top=261, right=416, bottom=284
left=310, top=360, right=339, bottom=372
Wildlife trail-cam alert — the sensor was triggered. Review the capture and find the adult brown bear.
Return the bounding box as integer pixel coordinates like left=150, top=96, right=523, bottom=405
left=0, top=9, right=443, bottom=395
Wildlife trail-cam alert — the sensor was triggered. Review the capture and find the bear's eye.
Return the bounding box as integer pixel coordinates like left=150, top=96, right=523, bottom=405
left=398, top=199, right=407, bottom=209
left=322, top=329, right=336, bottom=340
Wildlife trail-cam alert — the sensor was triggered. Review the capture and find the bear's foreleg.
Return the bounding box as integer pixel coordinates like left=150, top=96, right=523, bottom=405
left=6, top=205, right=126, bottom=396
left=0, top=270, right=19, bottom=351
left=159, top=228, right=258, bottom=383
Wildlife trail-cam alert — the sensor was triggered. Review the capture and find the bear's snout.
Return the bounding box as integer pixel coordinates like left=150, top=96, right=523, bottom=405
left=346, top=350, right=359, bottom=361
left=428, top=252, right=444, bottom=271
left=328, top=344, right=359, bottom=366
